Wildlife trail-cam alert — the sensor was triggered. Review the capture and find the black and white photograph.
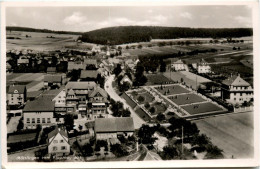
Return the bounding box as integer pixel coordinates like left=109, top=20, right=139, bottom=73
left=1, top=1, right=259, bottom=168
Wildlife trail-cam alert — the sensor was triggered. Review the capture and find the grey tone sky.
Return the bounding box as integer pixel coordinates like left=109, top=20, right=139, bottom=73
left=6, top=6, right=252, bottom=32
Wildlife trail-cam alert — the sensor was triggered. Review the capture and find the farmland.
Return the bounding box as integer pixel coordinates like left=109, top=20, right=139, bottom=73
left=145, top=74, right=173, bottom=85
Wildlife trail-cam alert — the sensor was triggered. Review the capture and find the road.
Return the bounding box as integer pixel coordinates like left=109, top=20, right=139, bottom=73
left=105, top=75, right=145, bottom=129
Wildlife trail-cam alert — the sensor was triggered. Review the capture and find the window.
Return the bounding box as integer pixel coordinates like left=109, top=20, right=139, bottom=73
left=42, top=118, right=46, bottom=123
left=32, top=118, right=35, bottom=123
left=60, top=140, right=64, bottom=143
left=53, top=140, right=58, bottom=143
left=27, top=118, right=30, bottom=123
left=234, top=93, right=236, bottom=96
left=53, top=146, right=57, bottom=151
left=37, top=118, right=40, bottom=123
left=47, top=118, right=51, bottom=123
left=240, top=93, right=242, bottom=96
left=61, top=146, right=66, bottom=150
left=234, top=98, right=236, bottom=101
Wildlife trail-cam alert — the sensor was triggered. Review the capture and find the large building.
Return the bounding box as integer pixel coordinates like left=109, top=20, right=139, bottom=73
left=95, top=117, right=134, bottom=140
left=222, top=75, right=253, bottom=105
left=47, top=127, right=70, bottom=157
left=171, top=59, right=186, bottom=71
left=23, top=96, right=56, bottom=129
left=7, top=85, right=27, bottom=106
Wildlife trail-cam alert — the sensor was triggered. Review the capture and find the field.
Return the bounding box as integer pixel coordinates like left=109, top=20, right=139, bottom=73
left=168, top=93, right=206, bottom=105
left=181, top=102, right=223, bottom=115
left=6, top=31, right=79, bottom=51
left=195, top=112, right=254, bottom=158
left=146, top=74, right=173, bottom=85
left=154, top=84, right=190, bottom=95
left=7, top=133, right=37, bottom=144
left=129, top=89, right=155, bottom=104
left=7, top=73, right=46, bottom=92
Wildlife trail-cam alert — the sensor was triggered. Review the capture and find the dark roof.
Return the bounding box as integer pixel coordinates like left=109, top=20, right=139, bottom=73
left=27, top=91, right=43, bottom=98
left=48, top=127, right=68, bottom=140
left=65, top=81, right=96, bottom=90
left=68, top=62, right=85, bottom=71
left=80, top=70, right=99, bottom=79
left=89, top=87, right=108, bottom=98
left=95, top=117, right=134, bottom=133
left=23, top=96, right=55, bottom=112
left=47, top=67, right=56, bottom=73
left=44, top=75, right=62, bottom=83
left=222, top=75, right=250, bottom=87
left=84, top=59, right=97, bottom=65
left=8, top=85, right=26, bottom=94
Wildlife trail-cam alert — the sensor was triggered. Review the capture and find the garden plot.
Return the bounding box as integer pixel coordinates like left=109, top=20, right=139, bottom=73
left=154, top=84, right=190, bottom=95
left=149, top=102, right=167, bottom=115
left=129, top=89, right=155, bottom=105
left=181, top=102, right=223, bottom=115
left=168, top=93, right=206, bottom=106
left=146, top=74, right=173, bottom=85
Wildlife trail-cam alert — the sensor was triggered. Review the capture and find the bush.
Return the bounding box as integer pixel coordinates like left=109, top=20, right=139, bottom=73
left=144, top=102, right=150, bottom=109
left=96, top=140, right=108, bottom=147
left=137, top=96, right=145, bottom=103
left=149, top=107, right=155, bottom=114
left=110, top=144, right=129, bottom=157
left=156, top=113, right=166, bottom=122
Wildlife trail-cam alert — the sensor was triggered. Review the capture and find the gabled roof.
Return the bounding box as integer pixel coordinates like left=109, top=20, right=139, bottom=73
left=89, top=87, right=108, bottom=98
left=8, top=85, right=26, bottom=94
left=198, top=58, right=208, bottom=66
left=173, top=59, right=184, bottom=64
left=80, top=70, right=98, bottom=79
left=120, top=75, right=133, bottom=85
left=44, top=75, right=62, bottom=83
left=65, top=81, right=96, bottom=90
left=23, top=96, right=55, bottom=112
left=222, top=75, right=250, bottom=86
left=84, top=59, right=97, bottom=66
left=67, top=88, right=76, bottom=96
left=6, top=62, right=12, bottom=69
left=95, top=117, right=134, bottom=133
left=47, top=127, right=68, bottom=145
left=68, top=62, right=85, bottom=71
left=17, top=58, right=29, bottom=64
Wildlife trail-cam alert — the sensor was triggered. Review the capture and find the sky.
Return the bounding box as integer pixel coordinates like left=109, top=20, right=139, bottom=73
left=6, top=6, right=252, bottom=32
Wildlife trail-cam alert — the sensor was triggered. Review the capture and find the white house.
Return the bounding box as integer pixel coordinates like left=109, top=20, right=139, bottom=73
left=197, top=59, right=211, bottom=74
left=95, top=117, right=134, bottom=140
left=23, top=96, right=56, bottom=129
left=47, top=127, right=70, bottom=157
left=171, top=59, right=186, bottom=71
left=120, top=75, right=133, bottom=86
left=222, top=75, right=253, bottom=105
left=7, top=85, right=27, bottom=106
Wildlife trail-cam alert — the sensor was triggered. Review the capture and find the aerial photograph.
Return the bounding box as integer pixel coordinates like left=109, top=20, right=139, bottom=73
left=4, top=5, right=255, bottom=163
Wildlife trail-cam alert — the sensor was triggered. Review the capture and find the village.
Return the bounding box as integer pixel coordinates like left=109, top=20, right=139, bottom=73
left=5, top=28, right=254, bottom=162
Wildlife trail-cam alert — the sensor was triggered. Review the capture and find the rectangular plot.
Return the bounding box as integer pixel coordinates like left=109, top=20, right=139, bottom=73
left=168, top=93, right=206, bottom=105
left=155, top=85, right=190, bottom=95
left=181, top=102, right=223, bottom=115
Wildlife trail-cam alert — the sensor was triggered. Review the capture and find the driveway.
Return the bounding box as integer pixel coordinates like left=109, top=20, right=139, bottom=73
left=105, top=75, right=145, bottom=129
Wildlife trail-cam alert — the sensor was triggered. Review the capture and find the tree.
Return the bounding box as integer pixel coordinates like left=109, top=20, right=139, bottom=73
left=138, top=44, right=143, bottom=49
left=138, top=124, right=157, bottom=144
left=51, top=55, right=58, bottom=66
left=83, top=143, right=93, bottom=156
left=97, top=74, right=105, bottom=88
left=122, top=108, right=131, bottom=117
left=64, top=114, right=74, bottom=130
left=119, top=82, right=131, bottom=92
left=160, top=146, right=178, bottom=160
left=137, top=96, right=145, bottom=103
left=144, top=103, right=150, bottom=109
left=110, top=144, right=129, bottom=157
left=149, top=107, right=155, bottom=114
left=156, top=113, right=166, bottom=122
left=160, top=60, right=166, bottom=72
left=205, top=144, right=224, bottom=159
left=191, top=134, right=211, bottom=148
left=113, top=64, right=122, bottom=76
left=126, top=45, right=129, bottom=49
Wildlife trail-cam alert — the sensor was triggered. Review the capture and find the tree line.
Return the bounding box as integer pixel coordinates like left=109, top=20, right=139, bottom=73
left=80, top=26, right=253, bottom=45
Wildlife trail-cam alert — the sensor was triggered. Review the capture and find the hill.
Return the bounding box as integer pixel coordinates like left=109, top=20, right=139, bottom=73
left=6, top=26, right=82, bottom=35
left=80, top=26, right=253, bottom=45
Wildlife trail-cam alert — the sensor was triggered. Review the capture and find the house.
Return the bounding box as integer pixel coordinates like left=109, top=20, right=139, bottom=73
left=7, top=85, right=27, bottom=106
left=84, top=59, right=98, bottom=69
left=197, top=59, right=211, bottom=74
left=88, top=87, right=109, bottom=119
left=47, top=127, right=70, bottom=157
left=222, top=75, right=253, bottom=105
left=171, top=59, right=186, bottom=71
left=80, top=70, right=99, bottom=81
left=120, top=75, right=133, bottom=86
left=95, top=117, right=134, bottom=140
left=17, top=56, right=29, bottom=66
left=47, top=67, right=57, bottom=74
left=44, top=75, right=62, bottom=88
left=67, top=61, right=85, bottom=72
left=23, top=96, right=56, bottom=129
left=52, top=89, right=67, bottom=115
left=91, top=45, right=101, bottom=53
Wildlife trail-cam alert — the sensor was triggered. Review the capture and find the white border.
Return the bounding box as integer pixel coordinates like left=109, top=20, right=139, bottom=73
left=1, top=1, right=259, bottom=168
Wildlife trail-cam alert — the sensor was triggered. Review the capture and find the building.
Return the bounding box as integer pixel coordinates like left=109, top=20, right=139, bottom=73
left=44, top=75, right=62, bottom=88
left=88, top=87, right=109, bottom=119
left=197, top=59, right=211, bottom=74
left=120, top=75, right=133, bottom=86
left=84, top=59, right=98, bottom=69
left=95, top=117, right=134, bottom=140
left=23, top=96, right=56, bottom=129
left=47, top=127, right=70, bottom=157
left=171, top=59, right=186, bottom=71
left=17, top=56, right=29, bottom=66
left=91, top=45, right=101, bottom=53
left=67, top=61, right=85, bottom=72
left=7, top=85, right=27, bottom=106
left=222, top=75, right=253, bottom=105
left=47, top=67, right=57, bottom=74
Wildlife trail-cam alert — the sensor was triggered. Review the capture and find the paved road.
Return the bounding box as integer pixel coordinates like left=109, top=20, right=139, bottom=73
left=105, top=75, right=145, bottom=129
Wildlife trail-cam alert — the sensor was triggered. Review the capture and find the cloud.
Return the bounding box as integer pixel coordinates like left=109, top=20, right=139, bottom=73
left=234, top=16, right=252, bottom=27
left=63, top=12, right=87, bottom=25
left=180, top=12, right=192, bottom=19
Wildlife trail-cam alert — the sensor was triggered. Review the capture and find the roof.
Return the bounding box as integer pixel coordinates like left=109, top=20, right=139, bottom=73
left=23, top=96, right=55, bottom=112
left=89, top=87, right=108, bottom=98
left=80, top=70, right=98, bottom=79
left=8, top=85, right=26, bottom=94
left=172, top=59, right=184, bottom=64
left=68, top=62, right=85, bottom=71
left=47, top=127, right=68, bottom=145
left=27, top=91, right=43, bottom=98
left=95, top=117, right=134, bottom=133
left=198, top=58, right=208, bottom=65
left=44, top=75, right=62, bottom=83
left=222, top=75, right=250, bottom=87
left=84, top=59, right=97, bottom=66
left=47, top=67, right=56, bottom=72
left=17, top=58, right=29, bottom=64
left=65, top=81, right=96, bottom=90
